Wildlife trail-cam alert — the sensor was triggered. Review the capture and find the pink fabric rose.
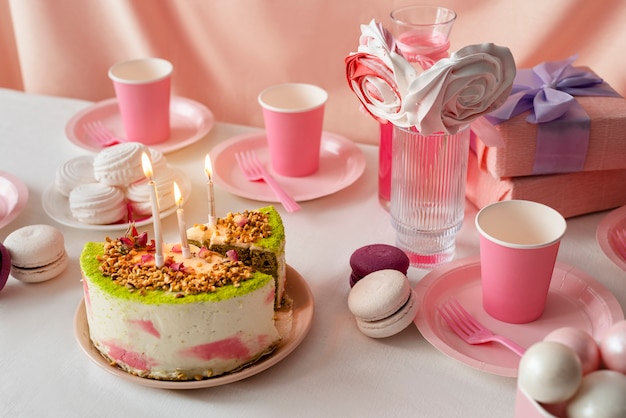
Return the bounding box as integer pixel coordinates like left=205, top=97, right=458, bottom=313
left=345, top=20, right=418, bottom=126
left=403, top=43, right=516, bottom=135
left=345, top=52, right=402, bottom=124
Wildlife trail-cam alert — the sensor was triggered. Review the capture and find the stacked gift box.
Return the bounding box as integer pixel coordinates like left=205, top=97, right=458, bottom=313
left=466, top=59, right=626, bottom=218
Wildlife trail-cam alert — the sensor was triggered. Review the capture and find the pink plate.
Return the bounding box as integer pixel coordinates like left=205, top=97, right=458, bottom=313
left=66, top=96, right=214, bottom=154
left=0, top=171, right=28, bottom=230
left=414, top=256, right=623, bottom=378
left=211, top=131, right=366, bottom=202
left=597, top=205, right=626, bottom=271
left=74, top=265, right=314, bottom=389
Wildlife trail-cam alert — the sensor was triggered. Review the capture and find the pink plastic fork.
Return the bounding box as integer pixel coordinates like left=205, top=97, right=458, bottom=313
left=84, top=121, right=120, bottom=147
left=235, top=150, right=301, bottom=213
left=438, top=299, right=526, bottom=356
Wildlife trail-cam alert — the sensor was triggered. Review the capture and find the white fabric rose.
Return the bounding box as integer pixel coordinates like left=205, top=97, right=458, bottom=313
left=402, top=43, right=516, bottom=134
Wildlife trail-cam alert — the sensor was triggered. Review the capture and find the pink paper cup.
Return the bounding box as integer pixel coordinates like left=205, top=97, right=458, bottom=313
left=475, top=200, right=567, bottom=324
left=108, top=58, right=173, bottom=145
left=258, top=83, right=327, bottom=177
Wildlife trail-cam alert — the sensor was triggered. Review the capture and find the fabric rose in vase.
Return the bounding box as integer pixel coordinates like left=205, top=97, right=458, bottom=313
left=346, top=20, right=516, bottom=268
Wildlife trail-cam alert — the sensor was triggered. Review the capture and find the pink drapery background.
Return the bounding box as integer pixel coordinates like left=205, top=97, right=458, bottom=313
left=1, top=0, right=625, bottom=145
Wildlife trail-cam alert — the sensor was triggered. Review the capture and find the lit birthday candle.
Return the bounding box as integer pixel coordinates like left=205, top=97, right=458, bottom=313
left=204, top=154, right=216, bottom=226
left=141, top=152, right=164, bottom=267
left=173, top=181, right=191, bottom=259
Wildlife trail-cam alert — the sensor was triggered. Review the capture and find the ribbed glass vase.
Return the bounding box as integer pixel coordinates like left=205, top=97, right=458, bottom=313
left=390, top=125, right=470, bottom=268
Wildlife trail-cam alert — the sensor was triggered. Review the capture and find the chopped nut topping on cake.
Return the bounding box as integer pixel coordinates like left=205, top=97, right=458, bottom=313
left=218, top=210, right=271, bottom=243
left=97, top=237, right=254, bottom=296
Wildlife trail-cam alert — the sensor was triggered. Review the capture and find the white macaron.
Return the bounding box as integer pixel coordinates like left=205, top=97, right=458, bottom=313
left=3, top=224, right=69, bottom=283
left=348, top=269, right=418, bottom=338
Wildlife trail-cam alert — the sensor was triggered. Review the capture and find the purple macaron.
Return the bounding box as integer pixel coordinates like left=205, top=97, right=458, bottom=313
left=0, top=242, right=11, bottom=292
left=349, top=244, right=409, bottom=287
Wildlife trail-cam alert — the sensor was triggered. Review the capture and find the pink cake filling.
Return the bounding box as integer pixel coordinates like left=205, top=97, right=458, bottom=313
left=104, top=340, right=158, bottom=372
left=128, top=319, right=161, bottom=338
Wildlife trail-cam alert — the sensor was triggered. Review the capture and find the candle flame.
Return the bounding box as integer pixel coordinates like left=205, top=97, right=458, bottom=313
left=141, top=152, right=153, bottom=179
left=204, top=154, right=213, bottom=180
left=173, top=181, right=182, bottom=206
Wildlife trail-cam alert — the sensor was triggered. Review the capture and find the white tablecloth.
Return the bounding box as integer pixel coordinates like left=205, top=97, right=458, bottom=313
left=1, top=88, right=624, bottom=418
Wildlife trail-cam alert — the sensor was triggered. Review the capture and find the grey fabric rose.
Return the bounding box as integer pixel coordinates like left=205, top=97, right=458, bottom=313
left=403, top=43, right=516, bottom=135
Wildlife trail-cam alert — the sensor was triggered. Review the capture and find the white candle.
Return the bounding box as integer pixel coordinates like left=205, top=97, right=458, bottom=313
left=173, top=181, right=191, bottom=259
left=205, top=154, right=216, bottom=226
left=141, top=152, right=164, bottom=267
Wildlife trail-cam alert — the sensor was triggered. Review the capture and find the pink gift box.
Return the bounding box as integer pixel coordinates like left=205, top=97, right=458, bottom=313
left=466, top=151, right=626, bottom=218
left=474, top=68, right=626, bottom=179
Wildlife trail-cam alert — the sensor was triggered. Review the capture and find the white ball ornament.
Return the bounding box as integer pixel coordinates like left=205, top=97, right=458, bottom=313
left=518, top=341, right=583, bottom=404
left=566, top=369, right=626, bottom=418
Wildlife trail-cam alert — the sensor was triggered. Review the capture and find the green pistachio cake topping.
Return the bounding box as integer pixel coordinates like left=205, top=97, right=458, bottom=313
left=80, top=241, right=272, bottom=304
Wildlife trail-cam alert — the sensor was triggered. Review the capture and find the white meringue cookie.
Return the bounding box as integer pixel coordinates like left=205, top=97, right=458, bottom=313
left=69, top=183, right=127, bottom=225
left=55, top=155, right=96, bottom=197
left=126, top=165, right=184, bottom=216
left=147, top=147, right=167, bottom=173
left=92, top=142, right=147, bottom=186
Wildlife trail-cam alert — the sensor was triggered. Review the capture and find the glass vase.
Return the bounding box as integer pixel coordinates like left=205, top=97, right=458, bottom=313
left=379, top=5, right=457, bottom=210
left=390, top=125, right=470, bottom=268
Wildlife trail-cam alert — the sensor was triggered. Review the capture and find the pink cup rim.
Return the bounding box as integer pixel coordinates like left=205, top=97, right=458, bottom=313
left=258, top=83, right=328, bottom=113
left=108, top=57, right=173, bottom=85
left=475, top=200, right=567, bottom=249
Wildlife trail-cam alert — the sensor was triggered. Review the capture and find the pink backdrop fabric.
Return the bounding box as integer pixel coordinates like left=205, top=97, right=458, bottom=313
left=1, top=0, right=625, bottom=144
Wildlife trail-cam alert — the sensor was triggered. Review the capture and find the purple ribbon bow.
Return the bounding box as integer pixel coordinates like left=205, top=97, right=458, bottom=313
left=486, top=56, right=621, bottom=174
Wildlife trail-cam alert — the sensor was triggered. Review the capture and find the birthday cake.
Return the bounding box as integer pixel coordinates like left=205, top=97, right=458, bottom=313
left=80, top=206, right=288, bottom=381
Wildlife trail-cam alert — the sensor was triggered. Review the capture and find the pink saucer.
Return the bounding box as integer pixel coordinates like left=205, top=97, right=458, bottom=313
left=210, top=131, right=366, bottom=202
left=414, top=256, right=623, bottom=377
left=66, top=96, right=214, bottom=154
left=0, top=171, right=28, bottom=230
left=597, top=205, right=626, bottom=271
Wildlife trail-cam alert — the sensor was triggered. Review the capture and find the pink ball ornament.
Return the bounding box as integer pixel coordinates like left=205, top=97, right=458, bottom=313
left=544, top=326, right=600, bottom=375
left=600, top=320, right=626, bottom=373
